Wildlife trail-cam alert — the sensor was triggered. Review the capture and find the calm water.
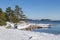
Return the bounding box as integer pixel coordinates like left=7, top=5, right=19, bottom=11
left=28, top=19, right=60, bottom=34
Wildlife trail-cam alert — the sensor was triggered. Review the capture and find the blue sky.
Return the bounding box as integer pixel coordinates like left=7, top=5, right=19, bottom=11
left=0, top=0, right=60, bottom=20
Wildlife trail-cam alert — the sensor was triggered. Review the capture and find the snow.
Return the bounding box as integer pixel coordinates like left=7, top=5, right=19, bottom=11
left=6, top=22, right=15, bottom=28
left=36, top=24, right=52, bottom=27
left=5, top=22, right=52, bottom=29
left=0, top=27, right=60, bottom=40
left=17, top=24, right=31, bottom=29
left=16, top=23, right=52, bottom=29
left=29, top=23, right=52, bottom=28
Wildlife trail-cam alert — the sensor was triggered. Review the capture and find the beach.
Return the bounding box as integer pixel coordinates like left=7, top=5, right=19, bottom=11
left=0, top=27, right=60, bottom=40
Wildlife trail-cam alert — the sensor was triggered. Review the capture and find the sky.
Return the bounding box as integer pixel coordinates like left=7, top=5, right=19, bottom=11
left=0, top=0, right=60, bottom=20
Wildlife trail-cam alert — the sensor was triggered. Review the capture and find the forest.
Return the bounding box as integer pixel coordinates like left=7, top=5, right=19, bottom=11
left=0, top=5, right=26, bottom=26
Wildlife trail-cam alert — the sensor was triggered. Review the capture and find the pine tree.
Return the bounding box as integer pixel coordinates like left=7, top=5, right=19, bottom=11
left=5, top=7, right=12, bottom=22
left=6, top=7, right=19, bottom=23
left=0, top=8, right=6, bottom=26
left=14, top=5, right=26, bottom=19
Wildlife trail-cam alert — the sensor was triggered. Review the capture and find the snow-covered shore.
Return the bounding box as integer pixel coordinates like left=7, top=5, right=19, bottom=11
left=6, top=22, right=52, bottom=30
left=0, top=27, right=60, bottom=40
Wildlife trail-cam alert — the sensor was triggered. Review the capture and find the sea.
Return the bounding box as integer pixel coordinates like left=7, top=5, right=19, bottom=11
left=27, top=19, right=60, bottom=35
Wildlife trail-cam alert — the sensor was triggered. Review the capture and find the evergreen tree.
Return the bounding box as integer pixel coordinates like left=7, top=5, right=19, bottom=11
left=14, top=5, right=26, bottom=19
left=6, top=7, right=19, bottom=23
left=0, top=5, right=27, bottom=26
left=0, top=8, right=6, bottom=26
left=6, top=7, right=12, bottom=21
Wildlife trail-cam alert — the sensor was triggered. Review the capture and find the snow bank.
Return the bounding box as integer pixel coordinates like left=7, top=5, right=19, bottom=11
left=0, top=27, right=60, bottom=40
left=5, top=22, right=52, bottom=29
left=17, top=23, right=52, bottom=29
left=29, top=23, right=52, bottom=27
left=17, top=24, right=31, bottom=29
left=36, top=24, right=52, bottom=27
left=6, top=22, right=15, bottom=27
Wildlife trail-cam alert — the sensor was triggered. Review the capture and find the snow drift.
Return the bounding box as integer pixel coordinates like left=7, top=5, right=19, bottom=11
left=0, top=27, right=60, bottom=40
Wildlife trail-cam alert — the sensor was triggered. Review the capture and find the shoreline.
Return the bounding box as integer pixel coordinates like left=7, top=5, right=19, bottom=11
left=0, top=27, right=60, bottom=40
left=16, top=23, right=52, bottom=30
left=1, top=22, right=53, bottom=30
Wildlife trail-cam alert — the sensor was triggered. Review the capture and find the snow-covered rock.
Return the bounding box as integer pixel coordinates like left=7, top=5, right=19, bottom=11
left=36, top=24, right=52, bottom=28
left=6, top=22, right=15, bottom=27
left=17, top=24, right=31, bottom=29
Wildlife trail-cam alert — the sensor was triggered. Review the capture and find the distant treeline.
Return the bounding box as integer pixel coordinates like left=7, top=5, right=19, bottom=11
left=0, top=5, right=26, bottom=26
